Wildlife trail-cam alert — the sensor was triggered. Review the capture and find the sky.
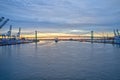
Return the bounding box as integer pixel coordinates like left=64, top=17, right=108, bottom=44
left=0, top=0, right=120, bottom=35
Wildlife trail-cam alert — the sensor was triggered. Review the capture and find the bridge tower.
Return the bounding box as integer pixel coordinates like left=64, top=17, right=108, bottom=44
left=35, top=30, right=38, bottom=42
left=91, top=31, right=94, bottom=43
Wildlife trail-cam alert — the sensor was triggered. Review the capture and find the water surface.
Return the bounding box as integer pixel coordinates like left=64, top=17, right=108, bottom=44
left=0, top=41, right=120, bottom=80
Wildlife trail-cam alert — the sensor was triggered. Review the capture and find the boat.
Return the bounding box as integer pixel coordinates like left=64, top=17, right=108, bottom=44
left=54, top=37, right=58, bottom=43
left=114, top=29, right=120, bottom=44
left=114, top=36, right=120, bottom=44
left=0, top=38, right=33, bottom=46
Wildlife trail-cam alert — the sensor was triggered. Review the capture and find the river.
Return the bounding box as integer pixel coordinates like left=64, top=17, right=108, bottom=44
left=0, top=41, right=120, bottom=80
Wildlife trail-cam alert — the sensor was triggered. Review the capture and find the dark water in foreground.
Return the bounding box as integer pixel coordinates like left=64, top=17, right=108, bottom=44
left=0, top=41, right=120, bottom=80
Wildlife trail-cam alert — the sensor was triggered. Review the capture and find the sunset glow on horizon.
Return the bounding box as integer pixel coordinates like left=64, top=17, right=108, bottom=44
left=20, top=32, right=114, bottom=39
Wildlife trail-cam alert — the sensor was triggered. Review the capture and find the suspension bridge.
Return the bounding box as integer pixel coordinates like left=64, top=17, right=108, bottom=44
left=21, top=30, right=115, bottom=44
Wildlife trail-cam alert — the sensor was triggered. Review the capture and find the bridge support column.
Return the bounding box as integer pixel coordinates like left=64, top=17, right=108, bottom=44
left=91, top=31, right=94, bottom=43
left=35, top=31, right=37, bottom=41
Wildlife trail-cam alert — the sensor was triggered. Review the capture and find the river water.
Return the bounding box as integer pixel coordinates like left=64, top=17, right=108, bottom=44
left=0, top=41, right=120, bottom=80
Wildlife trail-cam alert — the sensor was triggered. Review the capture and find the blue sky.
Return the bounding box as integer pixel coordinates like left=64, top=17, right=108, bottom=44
left=0, top=0, right=120, bottom=33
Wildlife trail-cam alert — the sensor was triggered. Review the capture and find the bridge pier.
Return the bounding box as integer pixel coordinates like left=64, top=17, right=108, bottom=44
left=91, top=31, right=94, bottom=43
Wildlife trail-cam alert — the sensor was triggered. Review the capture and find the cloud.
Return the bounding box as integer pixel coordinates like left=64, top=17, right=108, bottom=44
left=0, top=0, right=120, bottom=32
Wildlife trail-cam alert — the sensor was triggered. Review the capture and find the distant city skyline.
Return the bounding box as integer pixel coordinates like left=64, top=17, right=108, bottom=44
left=0, top=0, right=120, bottom=35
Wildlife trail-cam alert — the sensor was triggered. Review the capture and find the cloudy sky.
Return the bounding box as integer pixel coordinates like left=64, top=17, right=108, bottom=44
left=0, top=0, right=120, bottom=34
